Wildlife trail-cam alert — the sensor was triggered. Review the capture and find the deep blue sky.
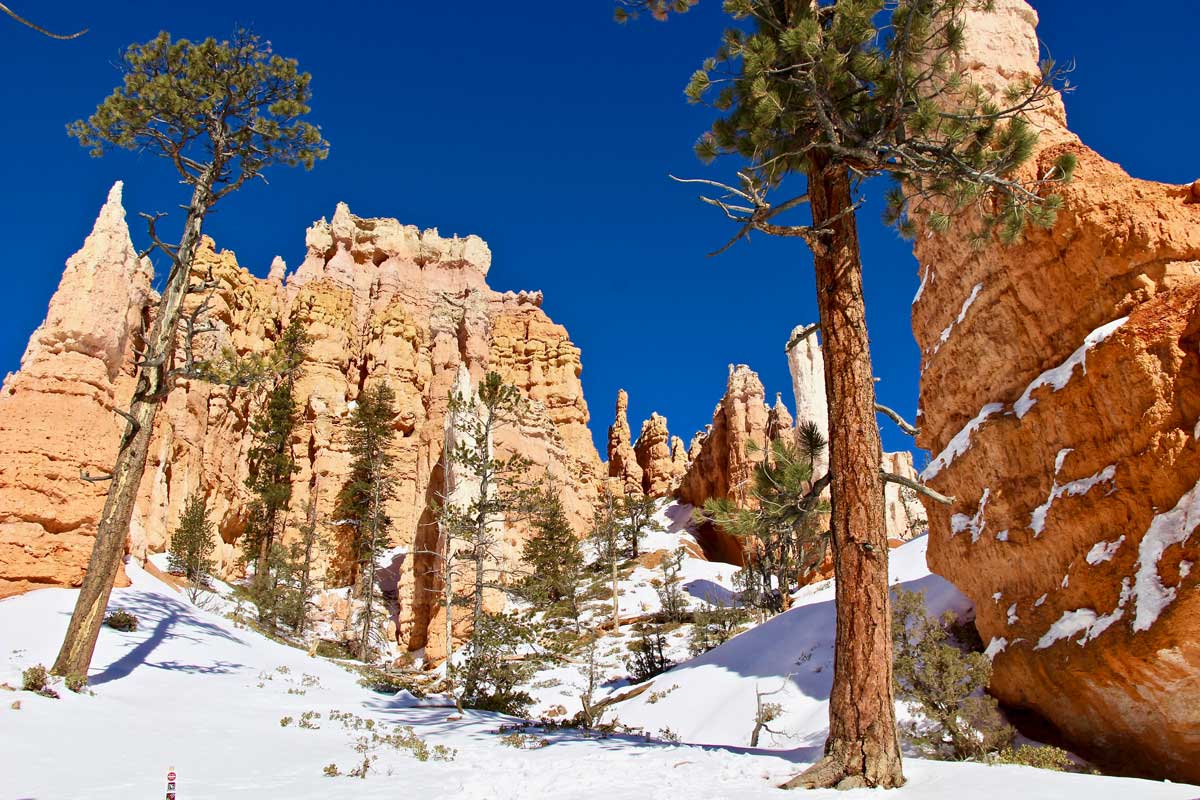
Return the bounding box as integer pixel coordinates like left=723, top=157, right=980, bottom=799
left=1, top=2, right=1194, bottom=466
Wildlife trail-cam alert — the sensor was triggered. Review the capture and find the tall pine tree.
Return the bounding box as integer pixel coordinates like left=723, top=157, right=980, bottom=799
left=519, top=484, right=584, bottom=616
left=53, top=31, right=327, bottom=678
left=617, top=0, right=1070, bottom=788
left=336, top=381, right=399, bottom=662
left=243, top=318, right=311, bottom=629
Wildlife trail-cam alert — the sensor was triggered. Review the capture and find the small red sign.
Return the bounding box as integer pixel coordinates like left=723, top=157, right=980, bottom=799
left=167, top=771, right=177, bottom=782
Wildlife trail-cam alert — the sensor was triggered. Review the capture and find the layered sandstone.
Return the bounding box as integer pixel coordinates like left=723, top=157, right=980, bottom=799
left=0, top=183, right=152, bottom=597
left=913, top=0, right=1200, bottom=781
left=0, top=195, right=603, bottom=659
left=633, top=412, right=686, bottom=496
left=606, top=389, right=643, bottom=494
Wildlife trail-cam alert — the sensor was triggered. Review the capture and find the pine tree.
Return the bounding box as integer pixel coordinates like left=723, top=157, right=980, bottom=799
left=700, top=437, right=829, bottom=614
left=242, top=319, right=311, bottom=629
left=519, top=486, right=584, bottom=617
left=618, top=1, right=1069, bottom=787
left=167, top=491, right=216, bottom=604
left=336, top=382, right=399, bottom=662
left=620, top=492, right=664, bottom=559
left=53, top=30, right=327, bottom=678
left=588, top=488, right=624, bottom=631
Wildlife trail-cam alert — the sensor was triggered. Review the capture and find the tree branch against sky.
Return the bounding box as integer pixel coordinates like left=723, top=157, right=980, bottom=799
left=0, top=3, right=86, bottom=39
left=618, top=0, right=1069, bottom=789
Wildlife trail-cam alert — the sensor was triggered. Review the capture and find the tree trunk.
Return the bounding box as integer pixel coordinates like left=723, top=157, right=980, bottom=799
left=784, top=160, right=904, bottom=790
left=52, top=178, right=213, bottom=678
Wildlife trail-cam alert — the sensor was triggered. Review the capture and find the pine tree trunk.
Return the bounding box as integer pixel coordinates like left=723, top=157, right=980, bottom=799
left=52, top=177, right=214, bottom=678
left=784, top=160, right=904, bottom=790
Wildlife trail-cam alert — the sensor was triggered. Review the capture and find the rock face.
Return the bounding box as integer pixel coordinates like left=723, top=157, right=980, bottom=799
left=912, top=0, right=1200, bottom=781
left=633, top=412, right=686, bottom=496
left=0, top=195, right=603, bottom=659
left=0, top=183, right=153, bottom=597
left=606, top=389, right=643, bottom=494
left=786, top=325, right=829, bottom=475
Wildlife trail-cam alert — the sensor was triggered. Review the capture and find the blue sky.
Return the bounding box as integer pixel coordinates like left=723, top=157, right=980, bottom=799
left=0, top=2, right=1194, bottom=465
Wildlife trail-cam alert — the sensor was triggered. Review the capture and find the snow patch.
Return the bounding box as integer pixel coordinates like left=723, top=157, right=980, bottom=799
left=1030, top=460, right=1117, bottom=537
left=992, top=591, right=1003, bottom=602
left=1132, top=478, right=1200, bottom=632
left=932, top=282, right=983, bottom=355
left=995, top=529, right=1009, bottom=542
left=950, top=488, right=990, bottom=543
left=1014, top=316, right=1129, bottom=419
left=1006, top=604, right=1019, bottom=625
left=913, top=264, right=934, bottom=305
left=1086, top=536, right=1126, bottom=566
left=1037, top=579, right=1132, bottom=649
left=1035, top=594, right=1047, bottom=607
left=984, top=637, right=1008, bottom=660
left=922, top=403, right=1004, bottom=481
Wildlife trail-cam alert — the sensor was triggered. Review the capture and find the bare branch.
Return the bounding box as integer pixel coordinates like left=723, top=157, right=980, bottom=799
left=785, top=323, right=820, bottom=352
left=880, top=470, right=954, bottom=506
left=80, top=469, right=113, bottom=483
left=0, top=3, right=86, bottom=39
left=875, top=403, right=919, bottom=437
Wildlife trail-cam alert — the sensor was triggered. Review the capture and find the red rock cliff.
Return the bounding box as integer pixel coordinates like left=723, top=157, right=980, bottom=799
left=913, top=0, right=1200, bottom=781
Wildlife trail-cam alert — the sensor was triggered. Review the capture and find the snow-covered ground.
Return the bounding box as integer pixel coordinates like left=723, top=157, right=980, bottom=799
left=2, top=518, right=1197, bottom=798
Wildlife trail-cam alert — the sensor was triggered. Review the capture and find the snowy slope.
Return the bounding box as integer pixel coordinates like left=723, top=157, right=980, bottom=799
left=1, top=545, right=1195, bottom=798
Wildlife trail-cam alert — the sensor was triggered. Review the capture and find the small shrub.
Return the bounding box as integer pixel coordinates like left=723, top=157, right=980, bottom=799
left=103, top=608, right=139, bottom=632
left=280, top=716, right=293, bottom=727
left=499, top=732, right=548, bottom=749
left=298, top=710, right=322, bottom=729
left=625, top=624, right=672, bottom=683
left=64, top=673, right=88, bottom=694
left=323, top=763, right=340, bottom=777
left=688, top=601, right=748, bottom=656
left=21, top=665, right=48, bottom=693
left=656, top=727, right=681, bottom=743
left=460, top=613, right=535, bottom=716
left=993, top=744, right=1079, bottom=772
left=314, top=639, right=353, bottom=659
left=653, top=548, right=688, bottom=623
left=646, top=684, right=679, bottom=705
left=892, top=589, right=1013, bottom=761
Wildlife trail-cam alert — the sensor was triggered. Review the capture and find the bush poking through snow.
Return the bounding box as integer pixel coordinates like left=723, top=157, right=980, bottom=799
left=626, top=623, right=673, bottom=683
left=103, top=608, right=138, bottom=632
left=992, top=744, right=1082, bottom=772
left=322, top=763, right=340, bottom=777
left=653, top=547, right=688, bottom=623
left=21, top=664, right=58, bottom=698
left=64, top=673, right=88, bottom=694
left=892, top=589, right=1013, bottom=760
left=688, top=600, right=749, bottom=656
left=460, top=613, right=536, bottom=716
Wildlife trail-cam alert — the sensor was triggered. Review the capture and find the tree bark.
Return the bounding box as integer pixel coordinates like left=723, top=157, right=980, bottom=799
left=52, top=177, right=214, bottom=678
left=784, top=159, right=904, bottom=790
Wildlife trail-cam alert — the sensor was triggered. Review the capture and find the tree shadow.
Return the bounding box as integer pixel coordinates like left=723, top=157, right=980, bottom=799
left=86, top=589, right=248, bottom=686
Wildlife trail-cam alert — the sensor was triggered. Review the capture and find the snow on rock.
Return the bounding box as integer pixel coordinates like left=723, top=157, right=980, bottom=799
left=932, top=282, right=983, bottom=355
left=1132, top=478, right=1200, bottom=632
left=1037, top=579, right=1133, bottom=650
left=1030, top=455, right=1117, bottom=537
left=951, top=488, right=990, bottom=543
left=1013, top=316, right=1129, bottom=419
left=1086, top=537, right=1126, bottom=566
left=984, top=637, right=1008, bottom=660
left=1007, top=604, right=1019, bottom=625
left=913, top=264, right=934, bottom=305
left=922, top=403, right=1005, bottom=481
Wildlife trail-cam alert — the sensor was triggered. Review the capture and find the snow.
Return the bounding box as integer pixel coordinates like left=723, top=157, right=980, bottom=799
left=995, top=530, right=1009, bottom=542
left=922, top=403, right=1005, bottom=481
left=992, top=591, right=1003, bottom=602
left=1086, top=537, right=1126, bottom=566
left=1035, top=594, right=1047, bottom=607
left=1030, top=462, right=1117, bottom=537
left=1006, top=604, right=1019, bottom=625
left=950, top=488, right=990, bottom=543
left=984, top=637, right=1008, bottom=660
left=913, top=264, right=933, bottom=305
left=1132, top=478, right=1200, bottom=632
left=3, top=537, right=1197, bottom=798
left=932, top=282, right=983, bottom=355
left=1013, top=317, right=1128, bottom=419
left=1036, top=579, right=1132, bottom=650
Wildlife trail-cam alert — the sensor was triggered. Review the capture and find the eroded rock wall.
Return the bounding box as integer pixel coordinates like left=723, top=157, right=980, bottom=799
left=0, top=196, right=603, bottom=659
left=913, top=0, right=1200, bottom=781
